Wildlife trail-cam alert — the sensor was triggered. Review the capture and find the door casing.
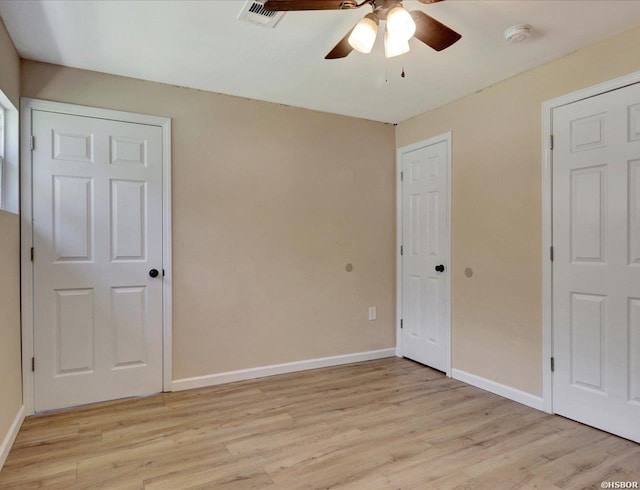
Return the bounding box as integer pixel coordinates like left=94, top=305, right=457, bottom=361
left=541, top=71, right=640, bottom=414
left=20, top=98, right=173, bottom=415
left=396, top=132, right=452, bottom=376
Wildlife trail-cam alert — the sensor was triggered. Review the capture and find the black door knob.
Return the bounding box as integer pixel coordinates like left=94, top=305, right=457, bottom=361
left=435, top=264, right=445, bottom=272
left=149, top=269, right=159, bottom=278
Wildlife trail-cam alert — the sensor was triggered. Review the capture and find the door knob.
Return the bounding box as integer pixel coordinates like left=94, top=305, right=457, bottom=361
left=149, top=269, right=159, bottom=278
left=435, top=264, right=445, bottom=272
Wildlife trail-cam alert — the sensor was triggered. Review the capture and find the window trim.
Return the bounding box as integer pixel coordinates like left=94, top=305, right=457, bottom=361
left=0, top=90, right=19, bottom=214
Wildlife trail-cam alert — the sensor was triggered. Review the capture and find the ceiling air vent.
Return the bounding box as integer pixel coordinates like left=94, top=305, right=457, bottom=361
left=237, top=1, right=284, bottom=28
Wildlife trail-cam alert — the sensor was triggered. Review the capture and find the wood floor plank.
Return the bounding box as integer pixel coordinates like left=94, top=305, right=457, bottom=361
left=0, top=358, right=638, bottom=489
left=75, top=441, right=231, bottom=490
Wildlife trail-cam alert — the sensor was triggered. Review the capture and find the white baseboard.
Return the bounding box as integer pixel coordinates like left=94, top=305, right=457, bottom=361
left=451, top=369, right=544, bottom=411
left=0, top=405, right=25, bottom=471
left=172, top=348, right=396, bottom=392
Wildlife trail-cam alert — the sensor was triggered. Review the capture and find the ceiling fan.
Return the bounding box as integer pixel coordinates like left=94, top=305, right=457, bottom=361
left=263, top=0, right=462, bottom=60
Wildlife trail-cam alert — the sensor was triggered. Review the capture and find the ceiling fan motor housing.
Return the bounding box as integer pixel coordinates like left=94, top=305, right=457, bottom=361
left=370, top=0, right=404, bottom=20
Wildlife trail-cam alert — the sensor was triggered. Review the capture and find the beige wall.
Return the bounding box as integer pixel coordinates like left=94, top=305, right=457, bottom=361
left=0, top=17, right=22, bottom=452
left=21, top=60, right=397, bottom=380
left=0, top=211, right=21, bottom=444
left=397, top=25, right=640, bottom=396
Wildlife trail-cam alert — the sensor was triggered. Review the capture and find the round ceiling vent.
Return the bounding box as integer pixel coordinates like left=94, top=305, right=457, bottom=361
left=504, top=24, right=533, bottom=43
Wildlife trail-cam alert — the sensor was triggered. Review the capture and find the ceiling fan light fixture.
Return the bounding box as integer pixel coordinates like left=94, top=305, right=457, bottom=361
left=386, top=6, right=416, bottom=41
left=384, top=30, right=410, bottom=58
left=348, top=13, right=379, bottom=54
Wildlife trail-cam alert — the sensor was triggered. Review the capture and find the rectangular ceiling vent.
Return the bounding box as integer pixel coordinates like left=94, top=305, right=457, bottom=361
left=237, top=1, right=284, bottom=28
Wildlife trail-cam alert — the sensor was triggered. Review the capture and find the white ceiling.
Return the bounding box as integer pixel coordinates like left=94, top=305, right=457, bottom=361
left=2, top=0, right=640, bottom=123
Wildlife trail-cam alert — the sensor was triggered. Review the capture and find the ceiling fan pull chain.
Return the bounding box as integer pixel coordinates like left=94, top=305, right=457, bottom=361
left=385, top=57, right=389, bottom=83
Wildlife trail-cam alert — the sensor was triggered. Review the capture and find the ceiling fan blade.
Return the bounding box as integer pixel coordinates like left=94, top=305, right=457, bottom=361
left=410, top=10, right=461, bottom=51
left=264, top=0, right=359, bottom=11
left=325, top=27, right=355, bottom=59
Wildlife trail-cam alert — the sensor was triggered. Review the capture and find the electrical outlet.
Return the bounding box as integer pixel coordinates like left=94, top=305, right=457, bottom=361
left=368, top=307, right=377, bottom=321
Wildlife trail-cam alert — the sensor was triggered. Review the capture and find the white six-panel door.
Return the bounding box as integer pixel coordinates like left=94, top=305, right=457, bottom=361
left=552, top=83, right=640, bottom=442
left=32, top=110, right=164, bottom=411
left=400, top=138, right=450, bottom=372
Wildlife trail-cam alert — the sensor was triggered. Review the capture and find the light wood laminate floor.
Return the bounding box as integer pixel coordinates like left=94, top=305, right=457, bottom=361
left=1, top=358, right=639, bottom=489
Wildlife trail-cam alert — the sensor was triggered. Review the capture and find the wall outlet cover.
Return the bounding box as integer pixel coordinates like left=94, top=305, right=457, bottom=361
left=368, top=307, right=377, bottom=321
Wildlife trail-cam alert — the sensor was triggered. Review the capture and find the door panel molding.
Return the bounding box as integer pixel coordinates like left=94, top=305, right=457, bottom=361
left=396, top=132, right=452, bottom=375
left=20, top=99, right=172, bottom=415
left=542, top=70, right=640, bottom=415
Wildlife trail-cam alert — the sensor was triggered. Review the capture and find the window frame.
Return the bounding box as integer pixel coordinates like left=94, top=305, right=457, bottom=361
left=0, top=106, right=5, bottom=209
left=0, top=90, right=19, bottom=214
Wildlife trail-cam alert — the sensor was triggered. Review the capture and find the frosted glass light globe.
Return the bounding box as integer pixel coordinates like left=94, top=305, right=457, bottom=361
left=348, top=14, right=379, bottom=54
left=384, top=30, right=410, bottom=58
left=386, top=6, right=416, bottom=42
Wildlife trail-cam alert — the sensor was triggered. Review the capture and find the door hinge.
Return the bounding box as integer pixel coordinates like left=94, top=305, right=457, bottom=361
left=400, top=245, right=403, bottom=256
left=30, top=247, right=34, bottom=261
left=30, top=135, right=35, bottom=151
left=31, top=357, right=35, bottom=372
left=550, top=246, right=554, bottom=262
left=550, top=134, right=554, bottom=150
left=400, top=171, right=404, bottom=181
left=400, top=319, right=403, bottom=329
left=550, top=357, right=555, bottom=372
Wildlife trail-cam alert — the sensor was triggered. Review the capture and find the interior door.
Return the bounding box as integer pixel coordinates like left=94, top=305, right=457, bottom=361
left=401, top=138, right=450, bottom=372
left=32, top=110, right=164, bottom=411
left=552, top=82, right=640, bottom=442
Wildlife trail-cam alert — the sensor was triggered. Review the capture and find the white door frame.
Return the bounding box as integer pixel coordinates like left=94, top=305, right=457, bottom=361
left=541, top=71, right=640, bottom=414
left=20, top=98, right=173, bottom=415
left=396, top=132, right=452, bottom=376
